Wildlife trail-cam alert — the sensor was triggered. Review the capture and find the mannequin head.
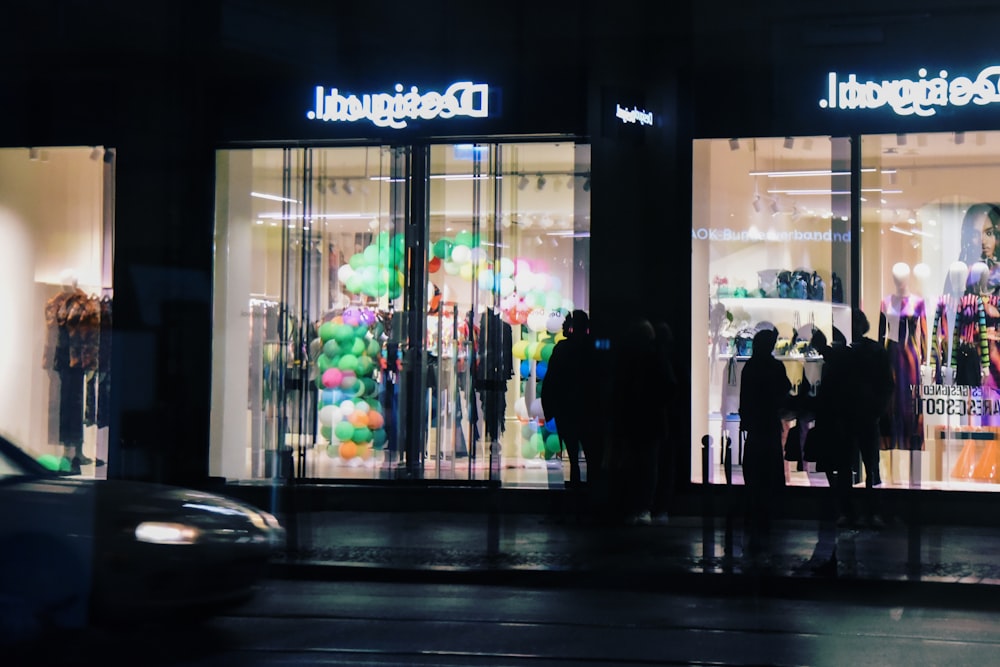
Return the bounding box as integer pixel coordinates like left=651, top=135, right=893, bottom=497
left=948, top=260, right=970, bottom=297
left=891, top=262, right=911, bottom=293
left=969, top=261, right=991, bottom=294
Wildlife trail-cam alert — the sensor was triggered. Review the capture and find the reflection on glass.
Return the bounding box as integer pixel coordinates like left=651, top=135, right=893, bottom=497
left=213, top=142, right=590, bottom=485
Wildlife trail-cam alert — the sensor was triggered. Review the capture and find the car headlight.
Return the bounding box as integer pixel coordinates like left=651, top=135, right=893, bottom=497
left=135, top=521, right=202, bottom=545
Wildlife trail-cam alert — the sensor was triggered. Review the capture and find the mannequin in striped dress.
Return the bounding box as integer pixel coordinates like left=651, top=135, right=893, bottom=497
left=879, top=263, right=927, bottom=450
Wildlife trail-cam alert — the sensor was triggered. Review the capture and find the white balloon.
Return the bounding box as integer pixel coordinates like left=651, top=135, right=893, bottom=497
left=529, top=398, right=544, bottom=419
left=337, top=264, right=355, bottom=282
left=340, top=399, right=355, bottom=415
left=318, top=404, right=340, bottom=427
left=499, top=276, right=516, bottom=297
left=546, top=313, right=565, bottom=333
left=526, top=308, right=548, bottom=332
left=451, top=245, right=472, bottom=264
left=499, top=257, right=515, bottom=277
left=514, top=397, right=528, bottom=420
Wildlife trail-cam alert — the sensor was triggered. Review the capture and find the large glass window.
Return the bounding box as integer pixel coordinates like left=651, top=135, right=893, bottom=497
left=691, top=136, right=849, bottom=487
left=211, top=142, right=589, bottom=486
left=0, top=147, right=115, bottom=478
left=860, top=131, right=1000, bottom=491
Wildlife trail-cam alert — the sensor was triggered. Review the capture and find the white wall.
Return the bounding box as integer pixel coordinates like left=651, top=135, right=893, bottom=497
left=0, top=148, right=105, bottom=451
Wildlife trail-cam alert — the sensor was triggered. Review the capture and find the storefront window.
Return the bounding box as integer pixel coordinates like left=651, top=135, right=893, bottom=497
left=860, top=131, right=1000, bottom=491
left=211, top=142, right=589, bottom=486
left=691, top=136, right=849, bottom=487
left=0, top=147, right=115, bottom=478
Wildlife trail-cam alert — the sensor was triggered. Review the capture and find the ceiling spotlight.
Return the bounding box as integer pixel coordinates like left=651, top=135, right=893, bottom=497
left=896, top=133, right=907, bottom=146
left=89, top=146, right=103, bottom=161
left=770, top=198, right=780, bottom=215
left=802, top=138, right=814, bottom=151
left=517, top=174, right=530, bottom=191
left=536, top=173, right=546, bottom=190
left=343, top=179, right=354, bottom=195
left=729, top=138, right=740, bottom=151
left=955, top=131, right=966, bottom=145
left=28, top=147, right=40, bottom=161
left=752, top=195, right=762, bottom=212
left=328, top=179, right=338, bottom=194
left=582, top=175, right=591, bottom=192
left=783, top=136, right=795, bottom=150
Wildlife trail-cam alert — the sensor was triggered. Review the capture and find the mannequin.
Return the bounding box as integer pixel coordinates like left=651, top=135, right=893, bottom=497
left=932, top=261, right=971, bottom=384
left=43, top=270, right=101, bottom=471
left=878, top=262, right=927, bottom=450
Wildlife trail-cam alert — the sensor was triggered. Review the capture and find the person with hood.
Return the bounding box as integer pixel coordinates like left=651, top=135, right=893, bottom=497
left=739, top=327, right=791, bottom=558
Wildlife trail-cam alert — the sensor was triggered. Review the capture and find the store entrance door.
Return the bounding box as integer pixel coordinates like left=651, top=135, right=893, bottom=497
left=213, top=140, right=590, bottom=484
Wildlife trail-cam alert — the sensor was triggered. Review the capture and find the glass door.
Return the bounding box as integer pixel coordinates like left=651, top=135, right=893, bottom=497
left=212, top=140, right=590, bottom=485
left=426, top=142, right=590, bottom=486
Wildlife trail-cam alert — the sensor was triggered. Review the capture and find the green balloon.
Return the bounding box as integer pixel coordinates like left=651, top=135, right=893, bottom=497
left=544, top=434, right=561, bottom=455
left=318, top=321, right=337, bottom=343
left=345, top=273, right=364, bottom=294
left=350, top=338, right=366, bottom=355
left=356, top=356, right=374, bottom=377
left=540, top=344, right=554, bottom=361
left=352, top=426, right=373, bottom=443
left=333, top=323, right=355, bottom=345
left=530, top=432, right=544, bottom=451
left=361, top=377, right=377, bottom=396
left=37, top=454, right=62, bottom=472
left=363, top=245, right=379, bottom=265
left=320, top=424, right=333, bottom=440
left=322, top=339, right=340, bottom=358
left=316, top=353, right=334, bottom=373
left=326, top=444, right=340, bottom=458
left=349, top=253, right=365, bottom=270
left=367, top=339, right=381, bottom=356
left=433, top=238, right=454, bottom=259
left=521, top=423, right=535, bottom=439
left=334, top=421, right=355, bottom=442
left=338, top=354, right=359, bottom=372
left=372, top=428, right=387, bottom=448
left=455, top=229, right=474, bottom=247
left=520, top=439, right=538, bottom=458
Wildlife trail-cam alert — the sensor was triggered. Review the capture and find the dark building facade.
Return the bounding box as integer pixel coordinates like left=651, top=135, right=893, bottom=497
left=3, top=1, right=999, bottom=511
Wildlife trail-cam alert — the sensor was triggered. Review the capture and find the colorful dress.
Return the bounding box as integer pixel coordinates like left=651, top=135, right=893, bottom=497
left=879, top=295, right=927, bottom=450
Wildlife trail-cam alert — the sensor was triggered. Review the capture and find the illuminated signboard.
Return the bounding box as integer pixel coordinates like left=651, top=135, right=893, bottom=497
left=615, top=103, right=653, bottom=126
left=819, top=66, right=1000, bottom=117
left=307, top=82, right=489, bottom=128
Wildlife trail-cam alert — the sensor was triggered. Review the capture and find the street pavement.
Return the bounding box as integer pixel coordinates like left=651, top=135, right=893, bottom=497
left=267, top=504, right=1000, bottom=608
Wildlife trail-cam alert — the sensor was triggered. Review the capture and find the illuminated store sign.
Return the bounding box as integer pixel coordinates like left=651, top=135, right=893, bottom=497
left=615, top=103, right=653, bottom=126
left=307, top=82, right=489, bottom=129
left=819, top=66, right=1000, bottom=117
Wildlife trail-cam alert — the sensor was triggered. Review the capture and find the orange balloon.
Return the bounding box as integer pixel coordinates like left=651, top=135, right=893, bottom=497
left=339, top=441, right=357, bottom=460
left=349, top=411, right=369, bottom=427
left=429, top=257, right=442, bottom=273
left=367, top=410, right=385, bottom=429
left=357, top=444, right=372, bottom=460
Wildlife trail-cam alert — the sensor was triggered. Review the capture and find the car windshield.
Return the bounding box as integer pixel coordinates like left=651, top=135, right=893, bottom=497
left=0, top=434, right=57, bottom=479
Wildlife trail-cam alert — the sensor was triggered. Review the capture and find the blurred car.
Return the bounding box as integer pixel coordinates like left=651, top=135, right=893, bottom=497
left=0, top=433, right=284, bottom=644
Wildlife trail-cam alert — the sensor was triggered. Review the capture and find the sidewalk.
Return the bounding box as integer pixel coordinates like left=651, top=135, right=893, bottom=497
left=266, top=508, right=1000, bottom=607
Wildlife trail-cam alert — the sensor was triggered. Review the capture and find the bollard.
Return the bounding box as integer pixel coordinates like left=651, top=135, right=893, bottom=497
left=701, top=434, right=712, bottom=485
left=723, top=433, right=733, bottom=485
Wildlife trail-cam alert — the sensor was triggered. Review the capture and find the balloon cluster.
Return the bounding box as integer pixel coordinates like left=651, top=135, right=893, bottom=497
left=513, top=332, right=560, bottom=382
left=511, top=327, right=564, bottom=460
left=337, top=230, right=574, bottom=329
left=336, top=231, right=406, bottom=300
left=315, top=306, right=386, bottom=461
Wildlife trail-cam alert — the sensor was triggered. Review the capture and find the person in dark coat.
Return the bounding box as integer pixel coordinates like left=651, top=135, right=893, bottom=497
left=810, top=328, right=855, bottom=524
left=542, top=310, right=598, bottom=491
left=847, top=309, right=894, bottom=526
left=739, top=327, right=791, bottom=557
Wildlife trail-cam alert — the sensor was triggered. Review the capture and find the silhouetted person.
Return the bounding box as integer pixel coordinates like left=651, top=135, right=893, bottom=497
left=808, top=327, right=853, bottom=573
left=623, top=320, right=679, bottom=525
left=542, top=310, right=599, bottom=503
left=847, top=309, right=894, bottom=526
left=738, top=327, right=791, bottom=557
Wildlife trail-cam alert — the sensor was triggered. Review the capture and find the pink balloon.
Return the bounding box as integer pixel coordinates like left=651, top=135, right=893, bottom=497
left=322, top=368, right=343, bottom=388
